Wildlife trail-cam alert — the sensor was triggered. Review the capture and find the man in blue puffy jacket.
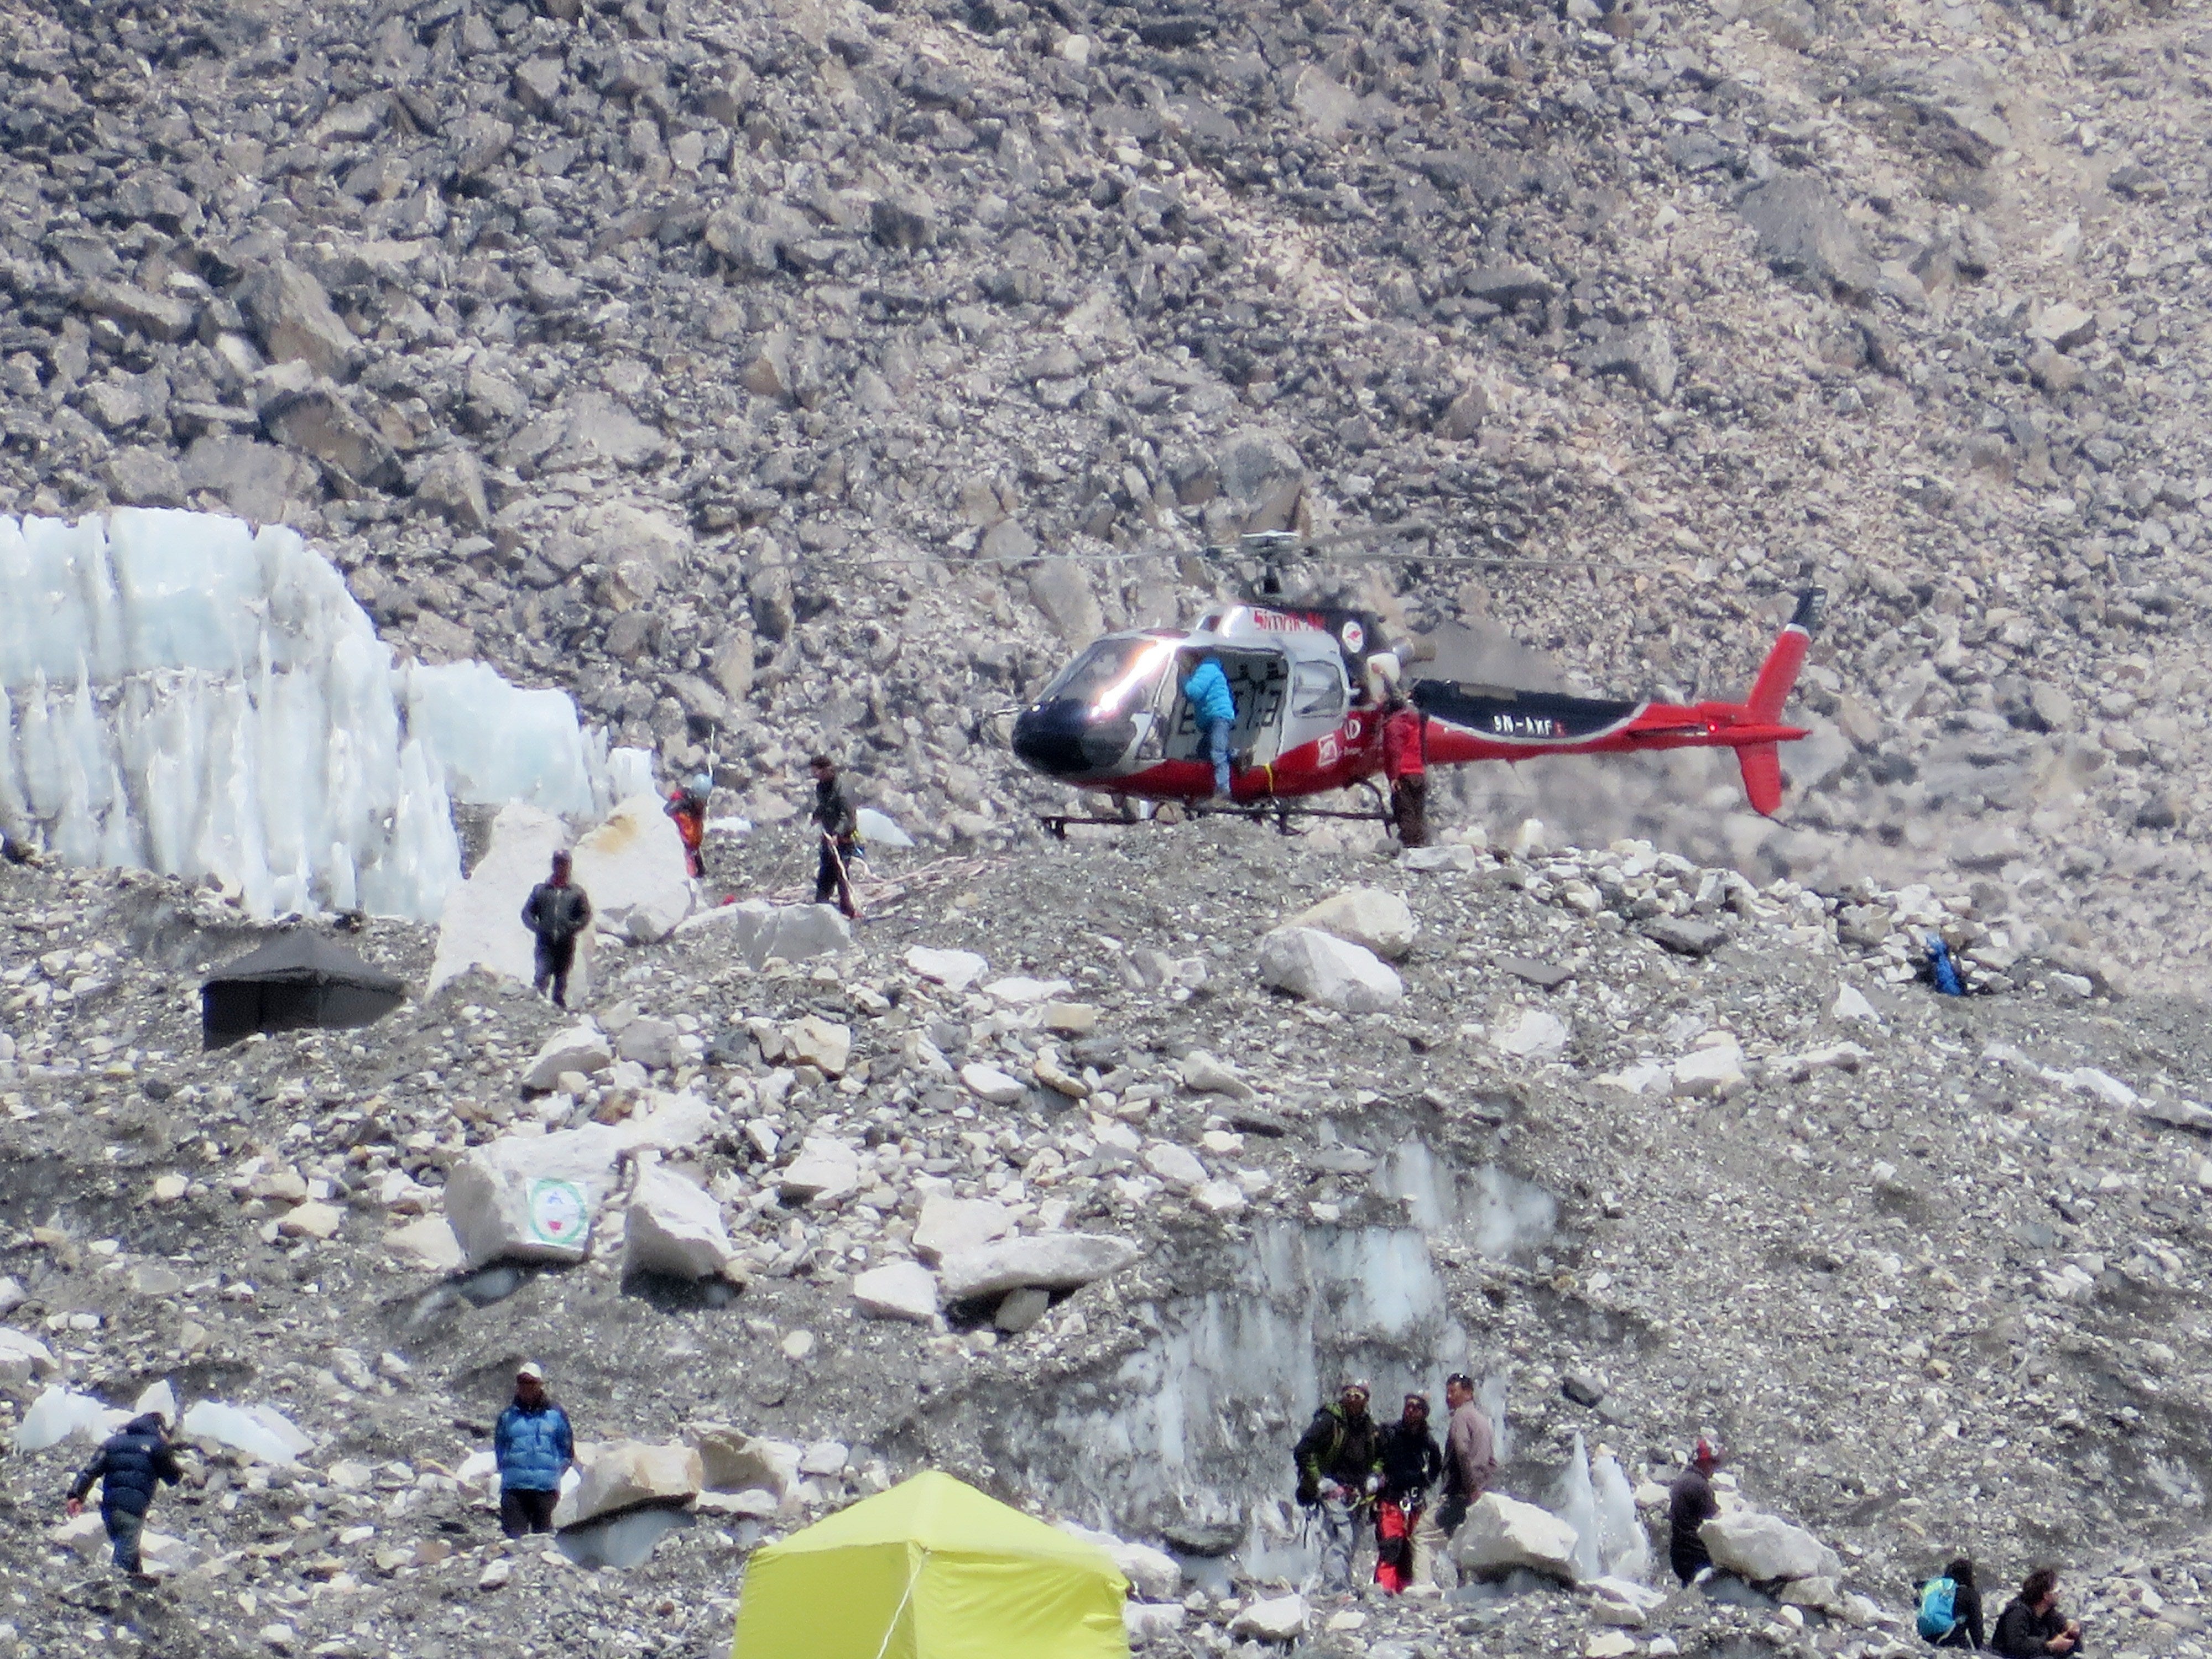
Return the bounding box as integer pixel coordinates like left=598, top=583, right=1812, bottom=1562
left=65, top=1411, right=182, bottom=1577
left=1181, top=653, right=1238, bottom=799
left=494, top=1363, right=576, bottom=1537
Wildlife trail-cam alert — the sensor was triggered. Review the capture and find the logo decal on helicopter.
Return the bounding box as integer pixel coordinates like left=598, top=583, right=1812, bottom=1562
left=1340, top=620, right=1365, bottom=654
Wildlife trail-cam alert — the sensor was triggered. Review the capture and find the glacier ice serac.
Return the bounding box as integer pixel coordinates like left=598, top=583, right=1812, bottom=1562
left=0, top=510, right=649, bottom=920
left=987, top=1141, right=1553, bottom=1581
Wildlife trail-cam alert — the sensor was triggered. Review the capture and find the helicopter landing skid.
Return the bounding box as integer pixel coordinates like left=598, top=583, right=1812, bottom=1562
left=1041, top=788, right=1394, bottom=841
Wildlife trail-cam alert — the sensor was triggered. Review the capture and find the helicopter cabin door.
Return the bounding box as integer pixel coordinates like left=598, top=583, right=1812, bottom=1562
left=1164, top=649, right=1290, bottom=767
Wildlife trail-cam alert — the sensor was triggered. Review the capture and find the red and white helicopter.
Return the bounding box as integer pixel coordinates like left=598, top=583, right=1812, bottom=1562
left=1011, top=573, right=1824, bottom=831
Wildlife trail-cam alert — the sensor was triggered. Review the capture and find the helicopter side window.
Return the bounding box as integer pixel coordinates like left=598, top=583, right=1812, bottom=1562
left=1290, top=659, right=1344, bottom=719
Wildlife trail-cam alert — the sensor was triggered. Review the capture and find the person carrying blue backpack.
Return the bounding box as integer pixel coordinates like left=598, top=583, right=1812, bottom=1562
left=1917, top=1556, right=1986, bottom=1649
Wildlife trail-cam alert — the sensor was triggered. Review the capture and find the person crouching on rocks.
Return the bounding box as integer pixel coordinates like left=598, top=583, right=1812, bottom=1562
left=1917, top=1556, right=1986, bottom=1650
left=1294, top=1381, right=1384, bottom=1591
left=65, top=1411, right=182, bottom=1580
left=1992, top=1566, right=2083, bottom=1658
left=494, top=1363, right=576, bottom=1538
left=1374, top=1391, right=1444, bottom=1593
left=1668, top=1438, right=1723, bottom=1584
left=521, top=851, right=592, bottom=1010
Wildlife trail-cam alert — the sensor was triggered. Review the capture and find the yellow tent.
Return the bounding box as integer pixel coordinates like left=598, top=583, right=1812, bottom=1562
left=731, top=1470, right=1130, bottom=1659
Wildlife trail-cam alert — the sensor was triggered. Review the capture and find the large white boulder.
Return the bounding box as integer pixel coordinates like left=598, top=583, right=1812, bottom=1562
left=385, top=1215, right=464, bottom=1272
left=911, top=1194, right=1011, bottom=1262
left=615, top=1016, right=679, bottom=1068
left=56, top=1511, right=196, bottom=1574
left=680, top=900, right=852, bottom=968
left=1402, top=843, right=1481, bottom=872
left=1589, top=1577, right=1669, bottom=1626
left=612, top=1091, right=719, bottom=1156
left=1672, top=1042, right=1747, bottom=1099
left=1057, top=1521, right=1182, bottom=1600
left=429, top=804, right=585, bottom=997
left=1454, top=1493, right=1582, bottom=1583
left=851, top=1261, right=940, bottom=1323
left=521, top=1022, right=613, bottom=1091
left=755, top=904, right=852, bottom=964
left=778, top=1136, right=861, bottom=1204
left=552, top=1439, right=703, bottom=1527
left=1142, top=1142, right=1207, bottom=1189
left=1291, top=888, right=1417, bottom=959
left=444, top=1124, right=624, bottom=1267
left=783, top=1015, right=852, bottom=1076
left=1492, top=1008, right=1570, bottom=1062
left=1256, top=926, right=1404, bottom=1012
left=178, top=1400, right=311, bottom=1465
left=0, top=1327, right=58, bottom=1386
left=1700, top=1509, right=1843, bottom=1584
left=1229, top=1594, right=1309, bottom=1642
left=689, top=1426, right=802, bottom=1497
left=906, top=946, right=988, bottom=992
left=960, top=1062, right=1027, bottom=1105
left=573, top=795, right=692, bottom=945
left=937, top=1233, right=1141, bottom=1301
left=1124, top=1603, right=1187, bottom=1645
left=14, top=1386, right=126, bottom=1451
left=623, top=1164, right=733, bottom=1280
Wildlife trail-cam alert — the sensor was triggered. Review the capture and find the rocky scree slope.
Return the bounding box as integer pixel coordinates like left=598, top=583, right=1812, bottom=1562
left=0, top=0, right=2210, bottom=980
left=1, top=821, right=2211, bottom=1657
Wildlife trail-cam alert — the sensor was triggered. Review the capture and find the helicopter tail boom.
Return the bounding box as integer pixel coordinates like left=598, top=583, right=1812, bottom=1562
left=1743, top=588, right=1824, bottom=725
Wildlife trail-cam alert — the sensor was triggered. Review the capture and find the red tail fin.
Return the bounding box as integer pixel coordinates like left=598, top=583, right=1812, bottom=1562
left=1738, top=742, right=1783, bottom=815
left=1744, top=589, right=1824, bottom=723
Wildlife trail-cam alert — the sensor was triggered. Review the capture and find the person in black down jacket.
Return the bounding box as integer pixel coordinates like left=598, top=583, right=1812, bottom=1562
left=521, top=850, right=592, bottom=1009
left=1668, top=1439, right=1723, bottom=1584
left=1374, top=1392, right=1446, bottom=1593
left=66, top=1412, right=182, bottom=1577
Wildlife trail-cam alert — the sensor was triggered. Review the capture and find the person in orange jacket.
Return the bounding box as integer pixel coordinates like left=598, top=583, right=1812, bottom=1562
left=665, top=775, right=709, bottom=879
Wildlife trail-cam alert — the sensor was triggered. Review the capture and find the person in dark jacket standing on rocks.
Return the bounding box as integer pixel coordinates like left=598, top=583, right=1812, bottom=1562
left=1374, top=1392, right=1444, bottom=1593
left=1992, top=1567, right=2082, bottom=1658
left=810, top=754, right=862, bottom=919
left=1668, top=1438, right=1723, bottom=1584
left=493, top=1363, right=576, bottom=1537
left=1294, top=1381, right=1385, bottom=1590
left=521, top=850, right=591, bottom=1009
left=66, top=1411, right=182, bottom=1577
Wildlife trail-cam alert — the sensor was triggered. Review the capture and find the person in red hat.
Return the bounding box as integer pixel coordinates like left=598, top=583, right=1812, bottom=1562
left=1668, top=1438, right=1724, bottom=1584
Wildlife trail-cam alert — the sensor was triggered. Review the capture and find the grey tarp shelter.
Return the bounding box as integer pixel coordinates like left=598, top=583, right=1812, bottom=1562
left=200, top=932, right=407, bottom=1050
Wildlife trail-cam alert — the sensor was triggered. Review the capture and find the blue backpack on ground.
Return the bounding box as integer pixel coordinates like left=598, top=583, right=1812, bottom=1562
left=1917, top=1576, right=1958, bottom=1641
left=1924, top=932, right=1964, bottom=997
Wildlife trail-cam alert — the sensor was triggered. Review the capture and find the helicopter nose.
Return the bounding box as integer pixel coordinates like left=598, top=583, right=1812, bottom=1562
left=1012, top=701, right=1135, bottom=779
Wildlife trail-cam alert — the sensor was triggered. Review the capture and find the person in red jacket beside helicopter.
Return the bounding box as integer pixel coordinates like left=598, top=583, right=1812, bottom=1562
left=1382, top=694, right=1428, bottom=848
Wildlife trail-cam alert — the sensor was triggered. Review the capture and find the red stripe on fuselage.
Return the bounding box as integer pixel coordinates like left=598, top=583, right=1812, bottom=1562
left=1057, top=704, right=1807, bottom=803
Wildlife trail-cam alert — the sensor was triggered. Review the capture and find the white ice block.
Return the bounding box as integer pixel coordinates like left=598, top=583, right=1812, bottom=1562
left=0, top=510, right=640, bottom=922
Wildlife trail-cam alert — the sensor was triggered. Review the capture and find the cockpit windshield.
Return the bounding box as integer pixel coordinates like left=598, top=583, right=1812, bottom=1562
left=1035, top=637, right=1176, bottom=715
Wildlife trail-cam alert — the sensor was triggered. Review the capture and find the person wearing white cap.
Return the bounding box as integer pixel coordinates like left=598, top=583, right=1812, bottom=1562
left=493, top=1363, right=575, bottom=1537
